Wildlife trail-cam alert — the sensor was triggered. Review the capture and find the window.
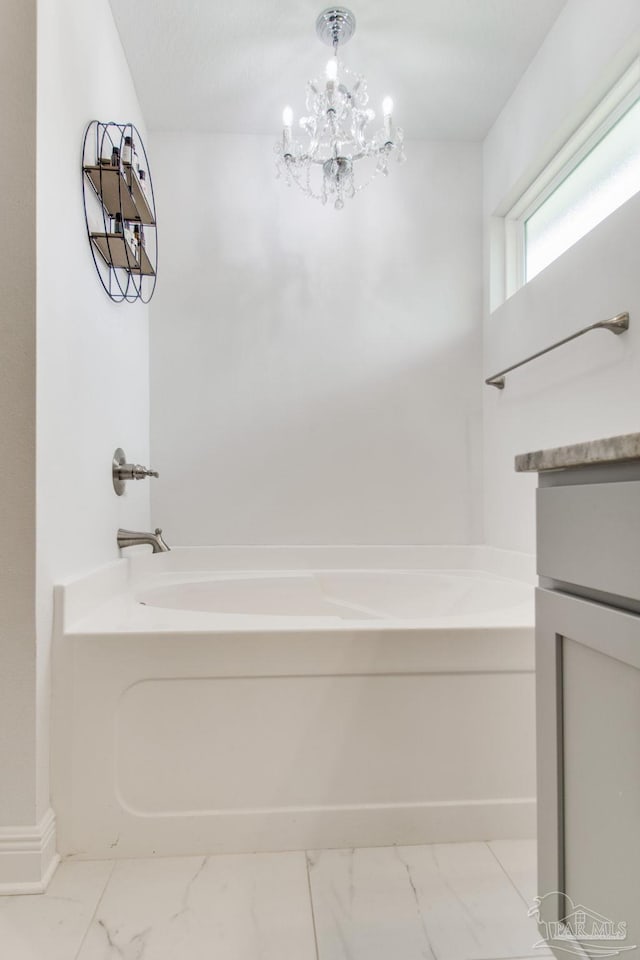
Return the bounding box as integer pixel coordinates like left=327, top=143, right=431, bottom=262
left=525, top=96, right=640, bottom=281
left=497, top=58, right=640, bottom=304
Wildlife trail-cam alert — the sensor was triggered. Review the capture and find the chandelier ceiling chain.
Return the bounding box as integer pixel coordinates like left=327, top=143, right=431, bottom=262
left=275, top=6, right=405, bottom=210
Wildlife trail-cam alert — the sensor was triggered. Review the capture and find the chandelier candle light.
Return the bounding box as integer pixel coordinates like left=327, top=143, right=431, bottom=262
left=276, top=7, right=405, bottom=209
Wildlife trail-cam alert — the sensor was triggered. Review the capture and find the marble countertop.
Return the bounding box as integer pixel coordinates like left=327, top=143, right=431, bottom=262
left=515, top=432, right=640, bottom=472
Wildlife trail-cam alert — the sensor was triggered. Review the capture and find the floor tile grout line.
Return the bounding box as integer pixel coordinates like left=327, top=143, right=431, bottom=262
left=304, top=851, right=321, bottom=960
left=72, top=859, right=116, bottom=960
left=485, top=841, right=534, bottom=911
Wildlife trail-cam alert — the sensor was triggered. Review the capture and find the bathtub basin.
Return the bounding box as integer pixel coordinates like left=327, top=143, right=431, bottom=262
left=137, top=570, right=532, bottom=621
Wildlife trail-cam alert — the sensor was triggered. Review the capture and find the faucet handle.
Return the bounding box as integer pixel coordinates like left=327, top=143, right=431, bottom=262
left=131, top=464, right=159, bottom=480
left=112, top=447, right=159, bottom=495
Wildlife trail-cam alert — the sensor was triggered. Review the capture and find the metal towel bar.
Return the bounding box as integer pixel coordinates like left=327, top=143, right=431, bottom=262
left=485, top=312, right=630, bottom=389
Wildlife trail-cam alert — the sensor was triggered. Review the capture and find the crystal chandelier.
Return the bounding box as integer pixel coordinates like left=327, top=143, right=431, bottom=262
left=276, top=7, right=405, bottom=210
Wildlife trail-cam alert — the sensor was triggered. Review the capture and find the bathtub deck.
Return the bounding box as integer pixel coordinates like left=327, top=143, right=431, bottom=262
left=0, top=839, right=548, bottom=960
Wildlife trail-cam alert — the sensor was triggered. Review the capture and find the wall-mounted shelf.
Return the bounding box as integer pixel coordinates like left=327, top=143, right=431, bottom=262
left=84, top=164, right=156, bottom=225
left=90, top=233, right=156, bottom=276
left=82, top=121, right=158, bottom=303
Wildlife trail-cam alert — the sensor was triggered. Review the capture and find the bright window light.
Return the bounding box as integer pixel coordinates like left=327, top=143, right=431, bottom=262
left=525, top=97, right=640, bottom=282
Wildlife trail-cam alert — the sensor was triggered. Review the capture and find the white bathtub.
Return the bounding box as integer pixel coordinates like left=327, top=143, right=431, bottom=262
left=53, top=547, right=536, bottom=859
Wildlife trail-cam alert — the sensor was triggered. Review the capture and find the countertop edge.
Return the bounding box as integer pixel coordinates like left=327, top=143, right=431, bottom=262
left=515, top=432, right=640, bottom=473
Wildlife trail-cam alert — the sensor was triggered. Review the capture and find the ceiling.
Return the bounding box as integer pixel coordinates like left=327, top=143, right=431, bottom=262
left=109, top=0, right=567, bottom=140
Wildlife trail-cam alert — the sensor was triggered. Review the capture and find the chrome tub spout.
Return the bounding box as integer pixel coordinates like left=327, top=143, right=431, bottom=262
left=117, top=528, right=170, bottom=554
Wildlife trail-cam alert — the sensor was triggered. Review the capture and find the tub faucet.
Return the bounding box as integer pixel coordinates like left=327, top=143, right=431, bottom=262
left=117, top=528, right=171, bottom=554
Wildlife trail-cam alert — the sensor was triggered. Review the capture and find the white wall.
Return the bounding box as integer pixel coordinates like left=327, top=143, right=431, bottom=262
left=150, top=135, right=483, bottom=546
left=0, top=0, right=37, bottom=830
left=36, top=0, right=151, bottom=822
left=482, top=0, right=640, bottom=554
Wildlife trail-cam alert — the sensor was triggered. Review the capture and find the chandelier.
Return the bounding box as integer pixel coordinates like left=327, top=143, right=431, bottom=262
left=276, top=7, right=405, bottom=210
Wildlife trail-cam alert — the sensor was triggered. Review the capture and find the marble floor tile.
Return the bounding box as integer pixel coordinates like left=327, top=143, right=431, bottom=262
left=76, top=851, right=317, bottom=960
left=0, top=860, right=113, bottom=960
left=488, top=839, right=538, bottom=906
left=308, top=846, right=437, bottom=960
left=395, top=842, right=549, bottom=960
left=309, top=843, right=549, bottom=960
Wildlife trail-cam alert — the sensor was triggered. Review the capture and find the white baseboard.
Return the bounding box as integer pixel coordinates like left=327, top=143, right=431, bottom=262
left=0, top=808, right=60, bottom=895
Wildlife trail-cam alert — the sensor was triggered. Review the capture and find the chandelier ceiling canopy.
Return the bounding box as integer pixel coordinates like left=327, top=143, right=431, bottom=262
left=276, top=6, right=405, bottom=210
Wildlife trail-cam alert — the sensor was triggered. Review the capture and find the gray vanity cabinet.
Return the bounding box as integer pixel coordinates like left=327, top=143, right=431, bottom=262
left=517, top=446, right=640, bottom=957
left=536, top=588, right=640, bottom=949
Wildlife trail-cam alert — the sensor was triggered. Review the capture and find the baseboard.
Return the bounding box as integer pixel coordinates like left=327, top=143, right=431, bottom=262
left=0, top=808, right=60, bottom=895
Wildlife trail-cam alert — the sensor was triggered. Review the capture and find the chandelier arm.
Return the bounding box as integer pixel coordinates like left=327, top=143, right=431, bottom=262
left=287, top=155, right=328, bottom=166
left=331, top=145, right=393, bottom=163
left=288, top=143, right=395, bottom=167
left=285, top=137, right=397, bottom=163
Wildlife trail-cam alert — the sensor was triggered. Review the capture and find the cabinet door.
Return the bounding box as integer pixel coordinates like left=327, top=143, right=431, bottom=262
left=536, top=588, right=640, bottom=956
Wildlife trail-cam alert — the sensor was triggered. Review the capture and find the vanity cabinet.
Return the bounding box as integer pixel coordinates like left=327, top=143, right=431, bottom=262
left=517, top=441, right=640, bottom=957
